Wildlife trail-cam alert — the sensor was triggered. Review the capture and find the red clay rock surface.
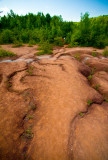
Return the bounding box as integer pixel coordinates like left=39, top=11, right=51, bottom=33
left=0, top=45, right=108, bottom=160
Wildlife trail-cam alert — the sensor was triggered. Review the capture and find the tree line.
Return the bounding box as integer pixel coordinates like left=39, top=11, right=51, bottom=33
left=0, top=10, right=108, bottom=48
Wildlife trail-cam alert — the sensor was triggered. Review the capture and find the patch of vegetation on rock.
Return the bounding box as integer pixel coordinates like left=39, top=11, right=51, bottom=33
left=103, top=46, right=108, bottom=57
left=0, top=49, right=16, bottom=57
left=36, top=41, right=53, bottom=55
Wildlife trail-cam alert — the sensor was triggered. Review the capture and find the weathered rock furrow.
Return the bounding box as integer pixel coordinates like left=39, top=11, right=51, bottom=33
left=0, top=46, right=108, bottom=160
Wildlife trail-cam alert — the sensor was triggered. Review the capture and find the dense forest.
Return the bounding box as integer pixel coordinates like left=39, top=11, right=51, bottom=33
left=0, top=10, right=108, bottom=48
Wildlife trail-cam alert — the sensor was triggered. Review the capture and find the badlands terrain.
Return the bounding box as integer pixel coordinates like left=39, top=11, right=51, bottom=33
left=0, top=45, right=108, bottom=160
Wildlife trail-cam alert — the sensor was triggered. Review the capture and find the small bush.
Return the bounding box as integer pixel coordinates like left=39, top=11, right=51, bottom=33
left=68, top=42, right=79, bottom=47
left=94, top=37, right=106, bottom=49
left=29, top=40, right=36, bottom=45
left=37, top=41, right=53, bottom=55
left=0, top=29, right=14, bottom=44
left=0, top=49, right=16, bottom=57
left=54, top=37, right=64, bottom=47
left=28, top=40, right=36, bottom=47
left=37, top=50, right=52, bottom=55
left=12, top=40, right=23, bottom=48
left=28, top=43, right=33, bottom=47
left=103, top=46, right=108, bottom=57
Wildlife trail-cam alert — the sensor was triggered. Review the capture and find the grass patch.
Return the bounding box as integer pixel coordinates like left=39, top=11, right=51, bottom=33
left=26, top=66, right=34, bottom=75
left=104, top=99, right=108, bottom=102
left=28, top=40, right=36, bottom=46
left=31, top=105, right=36, bottom=110
left=87, top=99, right=93, bottom=106
left=103, top=46, right=108, bottom=57
left=25, top=115, right=33, bottom=120
left=30, top=66, right=34, bottom=70
left=74, top=54, right=81, bottom=61
left=91, top=67, right=96, bottom=75
left=22, top=127, right=33, bottom=139
left=79, top=112, right=84, bottom=116
left=0, top=49, right=16, bottom=57
left=8, top=82, right=12, bottom=87
left=12, top=41, right=23, bottom=48
left=37, top=50, right=52, bottom=55
left=23, top=92, right=29, bottom=96
left=88, top=74, right=92, bottom=80
left=26, top=70, right=33, bottom=75
left=92, top=52, right=97, bottom=57
left=94, top=84, right=100, bottom=91
left=88, top=67, right=96, bottom=80
left=28, top=43, right=33, bottom=47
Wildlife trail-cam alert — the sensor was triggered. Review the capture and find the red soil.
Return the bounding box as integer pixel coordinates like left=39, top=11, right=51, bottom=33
left=0, top=45, right=108, bottom=160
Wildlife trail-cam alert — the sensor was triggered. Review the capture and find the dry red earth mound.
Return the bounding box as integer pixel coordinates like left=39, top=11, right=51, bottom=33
left=0, top=45, right=108, bottom=160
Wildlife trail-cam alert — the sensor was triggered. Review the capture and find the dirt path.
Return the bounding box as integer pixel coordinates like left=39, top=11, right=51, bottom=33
left=0, top=45, right=108, bottom=160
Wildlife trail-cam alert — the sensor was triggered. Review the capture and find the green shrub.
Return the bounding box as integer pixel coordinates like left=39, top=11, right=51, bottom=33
left=29, top=40, right=36, bottom=45
left=0, top=29, right=14, bottom=44
left=21, top=30, right=29, bottom=43
left=94, top=37, right=106, bottom=49
left=12, top=40, right=23, bottom=48
left=69, top=30, right=80, bottom=47
left=28, top=43, right=33, bottom=47
left=0, top=49, right=16, bottom=57
left=37, top=41, right=53, bottom=55
left=54, top=37, right=64, bottom=46
left=103, top=46, right=108, bottom=57
left=28, top=40, right=36, bottom=47
left=37, top=50, right=52, bottom=55
left=68, top=42, right=79, bottom=47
